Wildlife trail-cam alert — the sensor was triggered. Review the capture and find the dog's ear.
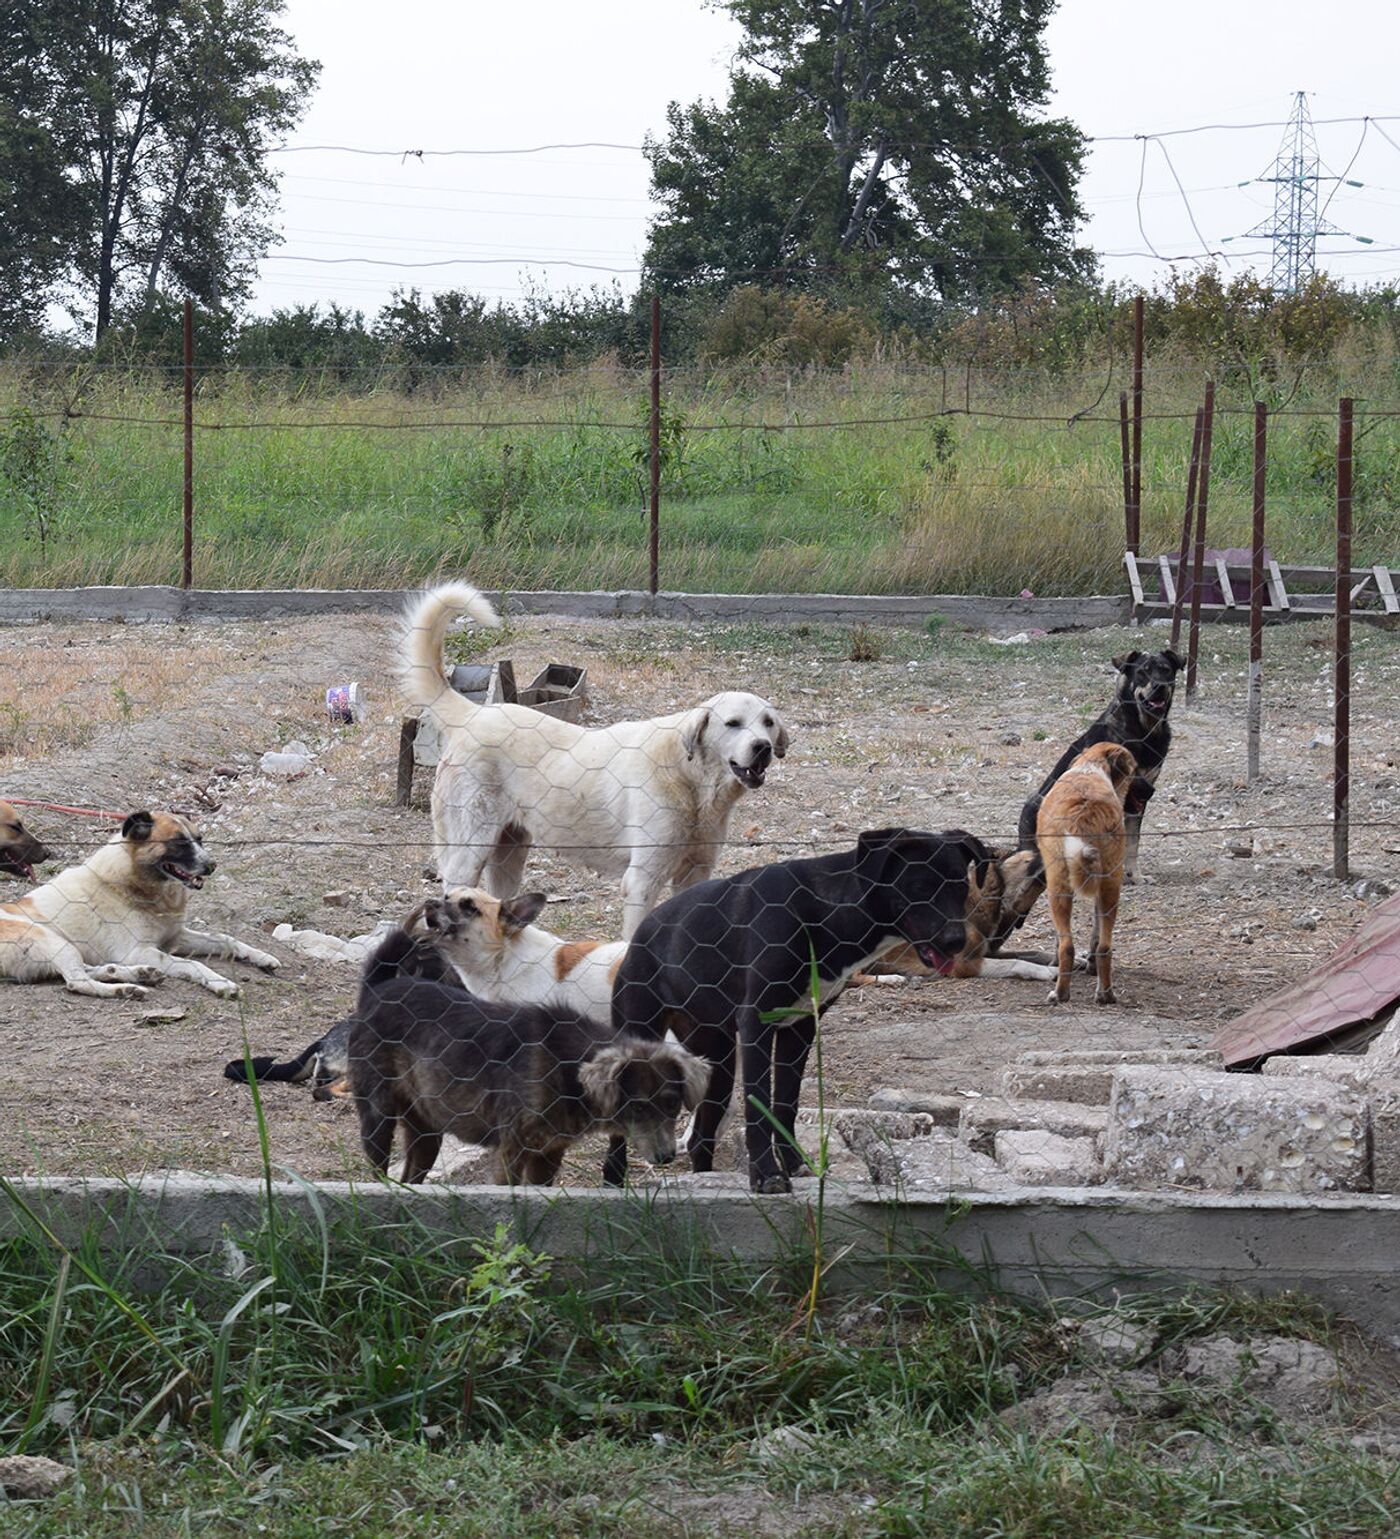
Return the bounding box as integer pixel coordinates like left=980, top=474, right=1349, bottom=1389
left=1162, top=648, right=1185, bottom=674
left=1111, top=651, right=1144, bottom=674
left=1104, top=744, right=1139, bottom=788
left=121, top=810, right=155, bottom=843
left=500, top=892, right=547, bottom=933
left=671, top=1045, right=711, bottom=1110
left=856, top=827, right=906, bottom=855
left=401, top=900, right=432, bottom=933
left=578, top=1045, right=627, bottom=1120
left=681, top=707, right=711, bottom=762
left=948, top=830, right=994, bottom=893
left=772, top=716, right=790, bottom=760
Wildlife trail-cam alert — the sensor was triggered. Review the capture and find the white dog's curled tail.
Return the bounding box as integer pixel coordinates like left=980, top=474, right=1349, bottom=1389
left=399, top=581, right=503, bottom=725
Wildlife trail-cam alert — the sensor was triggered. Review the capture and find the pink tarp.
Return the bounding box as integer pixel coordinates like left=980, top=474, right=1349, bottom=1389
left=1214, top=890, right=1400, bottom=1067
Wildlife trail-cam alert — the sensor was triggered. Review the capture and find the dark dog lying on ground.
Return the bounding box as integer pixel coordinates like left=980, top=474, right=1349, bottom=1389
left=224, top=915, right=457, bottom=1099
left=352, top=902, right=709, bottom=1185
left=1017, top=648, right=1181, bottom=883
left=0, top=802, right=52, bottom=882
left=611, top=827, right=975, bottom=1194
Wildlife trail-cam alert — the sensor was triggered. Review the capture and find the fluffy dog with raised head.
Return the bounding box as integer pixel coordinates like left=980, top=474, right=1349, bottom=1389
left=1035, top=743, right=1137, bottom=1007
left=0, top=801, right=52, bottom=882
left=399, top=581, right=789, bottom=937
left=0, top=810, right=279, bottom=999
left=351, top=909, right=709, bottom=1185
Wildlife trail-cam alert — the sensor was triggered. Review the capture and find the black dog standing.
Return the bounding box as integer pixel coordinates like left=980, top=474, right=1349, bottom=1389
left=1018, top=648, right=1183, bottom=881
left=612, top=828, right=978, bottom=1193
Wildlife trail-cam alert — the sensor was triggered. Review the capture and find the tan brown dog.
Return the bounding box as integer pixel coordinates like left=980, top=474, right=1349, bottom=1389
left=0, top=801, right=52, bottom=882
left=0, top=810, right=279, bottom=999
left=1035, top=742, right=1137, bottom=1006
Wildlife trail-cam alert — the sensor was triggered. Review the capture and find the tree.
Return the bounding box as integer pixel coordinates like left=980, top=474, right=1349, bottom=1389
left=0, top=0, right=317, bottom=341
left=643, top=0, right=1089, bottom=302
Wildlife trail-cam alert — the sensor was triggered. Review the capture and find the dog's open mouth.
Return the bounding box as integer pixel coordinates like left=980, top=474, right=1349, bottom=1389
left=1139, top=692, right=1172, bottom=717
left=0, top=854, right=36, bottom=880
left=729, top=759, right=767, bottom=789
left=913, top=943, right=955, bottom=976
left=160, top=861, right=205, bottom=889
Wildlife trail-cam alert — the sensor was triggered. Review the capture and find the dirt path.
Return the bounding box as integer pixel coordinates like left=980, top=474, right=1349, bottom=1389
left=1, top=609, right=1395, bottom=1180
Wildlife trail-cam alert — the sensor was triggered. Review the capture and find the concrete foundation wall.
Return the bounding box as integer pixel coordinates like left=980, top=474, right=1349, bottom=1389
left=0, top=585, right=1130, bottom=634
left=7, top=1174, right=1400, bottom=1331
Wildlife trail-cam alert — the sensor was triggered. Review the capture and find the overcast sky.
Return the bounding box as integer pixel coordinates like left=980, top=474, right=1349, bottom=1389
left=250, top=0, right=1400, bottom=319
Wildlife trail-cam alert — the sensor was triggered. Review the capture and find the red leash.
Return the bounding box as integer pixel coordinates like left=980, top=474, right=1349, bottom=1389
left=3, top=797, right=126, bottom=821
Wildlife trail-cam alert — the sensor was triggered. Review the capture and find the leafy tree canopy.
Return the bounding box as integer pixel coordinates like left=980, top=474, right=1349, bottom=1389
left=643, top=0, right=1091, bottom=302
left=0, top=0, right=317, bottom=342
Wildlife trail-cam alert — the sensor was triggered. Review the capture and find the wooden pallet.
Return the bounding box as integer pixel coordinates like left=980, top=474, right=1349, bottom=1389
left=1125, top=553, right=1400, bottom=622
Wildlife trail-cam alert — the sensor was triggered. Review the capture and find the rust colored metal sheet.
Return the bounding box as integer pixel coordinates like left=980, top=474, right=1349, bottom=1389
left=1214, top=891, right=1400, bottom=1066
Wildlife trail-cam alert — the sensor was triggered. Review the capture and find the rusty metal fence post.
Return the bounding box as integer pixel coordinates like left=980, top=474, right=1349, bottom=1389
left=1129, top=294, right=1144, bottom=555
left=1169, top=405, right=1205, bottom=652
left=1118, top=391, right=1132, bottom=545
left=1334, top=397, right=1353, bottom=881
left=182, top=298, right=194, bottom=590
left=1185, top=379, right=1215, bottom=701
left=648, top=293, right=661, bottom=598
left=1246, top=401, right=1267, bottom=783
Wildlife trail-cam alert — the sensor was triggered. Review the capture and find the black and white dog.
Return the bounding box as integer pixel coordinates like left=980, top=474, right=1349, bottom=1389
left=1017, top=648, right=1182, bottom=883
left=611, top=828, right=977, bottom=1194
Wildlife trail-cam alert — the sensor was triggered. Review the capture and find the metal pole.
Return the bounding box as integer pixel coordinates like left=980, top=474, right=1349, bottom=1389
left=1246, top=401, right=1267, bottom=784
left=1185, top=378, right=1214, bottom=701
left=648, top=293, right=661, bottom=598
left=1169, top=406, right=1204, bottom=652
left=1129, top=293, right=1144, bottom=555
left=1334, top=397, right=1353, bottom=881
left=1118, top=391, right=1132, bottom=549
left=182, top=297, right=194, bottom=591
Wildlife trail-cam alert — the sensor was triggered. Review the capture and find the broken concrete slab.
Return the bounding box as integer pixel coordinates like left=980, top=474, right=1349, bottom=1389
left=1104, top=1067, right=1369, bottom=1193
left=830, top=1108, right=938, bottom=1155
left=1261, top=1054, right=1374, bottom=1089
left=959, top=1096, right=1108, bottom=1155
left=1168, top=1334, right=1339, bottom=1414
left=994, top=1130, right=1102, bottom=1187
left=998, top=1370, right=1165, bottom=1436
left=1076, top=1314, right=1156, bottom=1367
left=1002, top=1048, right=1224, bottom=1106
left=867, top=1088, right=966, bottom=1128
left=864, top=1130, right=1016, bottom=1193
left=1365, top=1079, right=1400, bottom=1194
left=0, top=1455, right=72, bottom=1500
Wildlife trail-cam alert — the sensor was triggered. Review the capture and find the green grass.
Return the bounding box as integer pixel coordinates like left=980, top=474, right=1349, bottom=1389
left=2, top=1186, right=1397, bottom=1538
left=2, top=359, right=1397, bottom=594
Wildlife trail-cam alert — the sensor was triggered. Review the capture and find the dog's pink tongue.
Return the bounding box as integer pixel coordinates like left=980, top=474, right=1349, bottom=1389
left=916, top=945, right=954, bottom=976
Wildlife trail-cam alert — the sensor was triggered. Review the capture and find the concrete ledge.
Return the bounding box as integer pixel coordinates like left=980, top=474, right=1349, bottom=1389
left=0, top=585, right=1130, bottom=634
left=7, top=1174, right=1400, bottom=1329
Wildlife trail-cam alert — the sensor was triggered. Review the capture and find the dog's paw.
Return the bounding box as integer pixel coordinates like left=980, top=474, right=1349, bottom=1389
left=207, top=979, right=241, bottom=999
left=245, top=949, right=280, bottom=972
left=752, top=1172, right=792, bottom=1195
left=1095, top=987, right=1117, bottom=1006
left=1045, top=990, right=1066, bottom=1007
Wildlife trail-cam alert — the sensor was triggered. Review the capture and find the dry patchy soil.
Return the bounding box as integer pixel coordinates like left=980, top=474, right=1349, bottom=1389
left=0, top=609, right=1395, bottom=1181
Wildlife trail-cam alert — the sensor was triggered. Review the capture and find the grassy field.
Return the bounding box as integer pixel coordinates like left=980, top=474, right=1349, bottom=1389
left=4, top=1185, right=1398, bottom=1539
left=1, top=358, right=1398, bottom=594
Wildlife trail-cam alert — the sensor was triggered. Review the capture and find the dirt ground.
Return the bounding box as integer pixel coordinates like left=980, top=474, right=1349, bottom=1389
left=0, top=606, right=1396, bottom=1182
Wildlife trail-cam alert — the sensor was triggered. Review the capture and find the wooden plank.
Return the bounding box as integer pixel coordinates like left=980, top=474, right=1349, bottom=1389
left=1157, top=554, right=1177, bottom=605
left=1214, top=555, right=1237, bottom=608
left=1123, top=552, right=1146, bottom=608
left=1374, top=565, right=1399, bottom=614
left=1267, top=559, right=1291, bottom=612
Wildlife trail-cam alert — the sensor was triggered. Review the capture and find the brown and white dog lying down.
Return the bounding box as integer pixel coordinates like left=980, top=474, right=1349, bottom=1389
left=1036, top=742, right=1136, bottom=1006
left=0, top=810, right=279, bottom=999
left=861, top=845, right=1056, bottom=985
left=0, top=801, right=53, bottom=883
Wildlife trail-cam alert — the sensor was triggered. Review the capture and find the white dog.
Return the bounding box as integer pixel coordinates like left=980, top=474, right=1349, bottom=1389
left=400, top=582, right=789, bottom=937
left=0, top=810, right=280, bottom=999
